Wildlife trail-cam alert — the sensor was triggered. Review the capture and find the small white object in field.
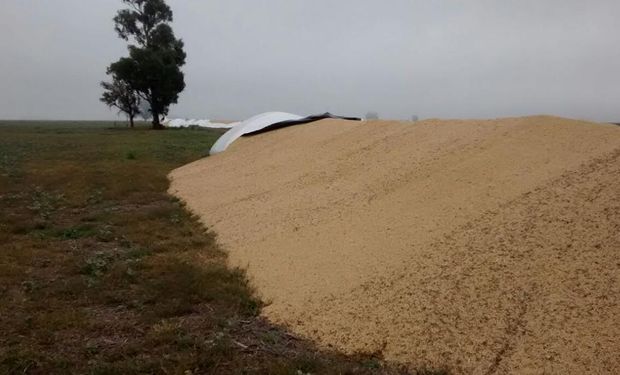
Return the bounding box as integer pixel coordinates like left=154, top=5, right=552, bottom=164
left=162, top=118, right=236, bottom=129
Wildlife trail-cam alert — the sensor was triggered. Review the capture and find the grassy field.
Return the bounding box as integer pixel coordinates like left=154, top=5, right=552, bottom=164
left=0, top=121, right=429, bottom=374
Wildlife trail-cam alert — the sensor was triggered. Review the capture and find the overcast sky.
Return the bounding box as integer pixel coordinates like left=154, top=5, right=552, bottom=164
left=1, top=0, right=619, bottom=121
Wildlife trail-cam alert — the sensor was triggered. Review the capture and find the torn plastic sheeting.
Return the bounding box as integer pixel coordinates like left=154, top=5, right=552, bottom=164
left=209, top=112, right=361, bottom=155
left=245, top=112, right=362, bottom=136
left=209, top=112, right=304, bottom=155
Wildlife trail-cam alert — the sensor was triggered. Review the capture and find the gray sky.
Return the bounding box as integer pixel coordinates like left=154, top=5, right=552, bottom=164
left=1, top=0, right=619, bottom=121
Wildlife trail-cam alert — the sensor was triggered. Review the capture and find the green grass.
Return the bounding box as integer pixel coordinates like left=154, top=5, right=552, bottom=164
left=0, top=121, right=428, bottom=374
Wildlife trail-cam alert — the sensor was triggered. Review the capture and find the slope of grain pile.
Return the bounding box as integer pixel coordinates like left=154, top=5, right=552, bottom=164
left=169, top=116, right=620, bottom=374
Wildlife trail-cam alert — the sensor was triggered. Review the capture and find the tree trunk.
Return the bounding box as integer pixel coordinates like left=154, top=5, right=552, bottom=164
left=151, top=110, right=164, bottom=130
left=129, top=115, right=135, bottom=128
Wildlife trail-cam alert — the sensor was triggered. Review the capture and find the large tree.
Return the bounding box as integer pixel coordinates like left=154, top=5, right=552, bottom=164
left=100, top=77, right=140, bottom=128
left=104, top=0, right=186, bottom=129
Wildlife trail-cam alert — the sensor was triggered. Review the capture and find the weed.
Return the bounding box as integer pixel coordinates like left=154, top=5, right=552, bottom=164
left=28, top=187, right=65, bottom=221
left=126, top=246, right=151, bottom=259
left=87, top=187, right=105, bottom=205
left=148, top=319, right=185, bottom=344
left=291, top=354, right=321, bottom=373
left=362, top=357, right=382, bottom=369
left=85, top=340, right=100, bottom=356
left=0, top=152, right=20, bottom=177
left=21, top=279, right=40, bottom=294
left=82, top=251, right=114, bottom=283
left=261, top=330, right=280, bottom=345
left=96, top=224, right=115, bottom=242
left=58, top=224, right=96, bottom=239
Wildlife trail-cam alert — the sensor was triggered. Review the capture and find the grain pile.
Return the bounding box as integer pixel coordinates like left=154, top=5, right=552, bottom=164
left=169, top=116, right=620, bottom=374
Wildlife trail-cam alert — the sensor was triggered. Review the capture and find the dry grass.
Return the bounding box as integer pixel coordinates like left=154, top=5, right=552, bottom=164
left=0, top=121, right=427, bottom=374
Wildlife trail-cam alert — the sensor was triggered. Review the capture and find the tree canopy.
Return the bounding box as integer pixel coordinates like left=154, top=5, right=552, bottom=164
left=102, top=0, right=186, bottom=129
left=100, top=78, right=140, bottom=128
